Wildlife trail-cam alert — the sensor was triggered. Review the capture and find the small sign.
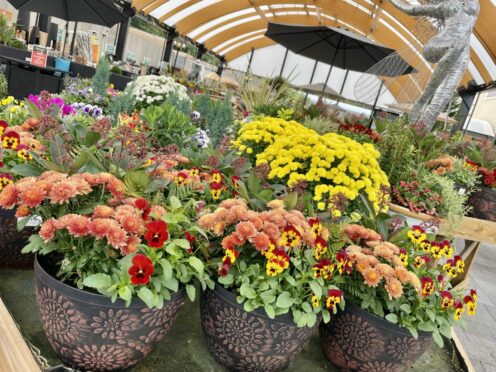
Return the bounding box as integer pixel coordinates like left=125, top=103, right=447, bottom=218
left=31, top=45, right=47, bottom=67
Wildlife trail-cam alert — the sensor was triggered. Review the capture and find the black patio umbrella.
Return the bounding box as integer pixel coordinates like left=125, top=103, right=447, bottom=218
left=8, top=0, right=127, bottom=56
left=265, top=22, right=414, bottom=103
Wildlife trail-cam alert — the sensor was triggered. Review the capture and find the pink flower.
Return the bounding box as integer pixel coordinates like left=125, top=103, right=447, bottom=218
left=39, top=218, right=58, bottom=242
left=106, top=226, right=128, bottom=249
left=121, top=235, right=141, bottom=255
left=253, top=232, right=270, bottom=251
left=119, top=213, right=144, bottom=235
left=19, top=185, right=45, bottom=208
left=235, top=221, right=257, bottom=240
left=107, top=177, right=126, bottom=199
left=90, top=218, right=115, bottom=239
left=49, top=181, right=78, bottom=204
left=0, top=183, right=19, bottom=208
left=66, top=215, right=91, bottom=237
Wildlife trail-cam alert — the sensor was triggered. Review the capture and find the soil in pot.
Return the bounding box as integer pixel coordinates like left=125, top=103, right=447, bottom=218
left=319, top=301, right=432, bottom=372
left=200, top=285, right=317, bottom=372
left=0, top=208, right=34, bottom=269
left=34, top=255, right=185, bottom=371
left=467, top=186, right=496, bottom=222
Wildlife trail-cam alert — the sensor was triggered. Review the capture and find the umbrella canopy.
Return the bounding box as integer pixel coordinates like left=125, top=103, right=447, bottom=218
left=265, top=23, right=413, bottom=76
left=299, top=82, right=342, bottom=99
left=8, top=0, right=126, bottom=27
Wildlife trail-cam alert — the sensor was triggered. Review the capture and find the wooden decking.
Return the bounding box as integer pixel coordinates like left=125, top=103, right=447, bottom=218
left=0, top=297, right=40, bottom=372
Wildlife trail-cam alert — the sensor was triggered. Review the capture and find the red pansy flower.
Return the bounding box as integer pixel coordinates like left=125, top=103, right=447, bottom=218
left=144, top=220, right=169, bottom=248
left=2, top=131, right=20, bottom=150
left=128, top=254, right=154, bottom=285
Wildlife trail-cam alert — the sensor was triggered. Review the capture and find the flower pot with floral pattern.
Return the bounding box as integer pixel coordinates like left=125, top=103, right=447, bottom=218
left=467, top=186, right=496, bottom=222
left=200, top=285, right=317, bottom=372
left=0, top=208, right=34, bottom=269
left=35, top=255, right=186, bottom=371
left=319, top=301, right=432, bottom=372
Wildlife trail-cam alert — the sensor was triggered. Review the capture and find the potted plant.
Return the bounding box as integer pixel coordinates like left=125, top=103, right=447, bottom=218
left=198, top=198, right=344, bottom=371
left=0, top=119, right=42, bottom=268
left=0, top=171, right=212, bottom=371
left=320, top=222, right=478, bottom=371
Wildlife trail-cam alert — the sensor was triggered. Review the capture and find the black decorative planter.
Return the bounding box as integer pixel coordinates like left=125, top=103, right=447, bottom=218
left=319, top=301, right=431, bottom=372
left=468, top=186, right=496, bottom=222
left=34, top=255, right=185, bottom=371
left=0, top=207, right=34, bottom=269
left=200, top=285, right=317, bottom=372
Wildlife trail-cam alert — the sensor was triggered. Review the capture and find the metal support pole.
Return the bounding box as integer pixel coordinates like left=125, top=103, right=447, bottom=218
left=69, top=22, right=78, bottom=56
left=462, top=91, right=481, bottom=136
left=163, top=29, right=176, bottom=63
left=339, top=69, right=350, bottom=95
left=279, top=48, right=289, bottom=77
left=304, top=60, right=319, bottom=103
left=320, top=35, right=343, bottom=98
left=62, top=21, right=68, bottom=57
left=243, top=48, right=255, bottom=89
left=321, top=65, right=333, bottom=98
left=115, top=18, right=130, bottom=61
left=368, top=80, right=385, bottom=126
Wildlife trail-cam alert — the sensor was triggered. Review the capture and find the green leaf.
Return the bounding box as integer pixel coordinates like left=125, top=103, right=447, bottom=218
left=302, top=302, right=313, bottom=313
left=160, top=259, right=173, bottom=280
left=218, top=274, right=234, bottom=286
left=283, top=192, right=298, bottom=210
left=10, top=164, right=42, bottom=177
left=265, top=305, right=276, bottom=319
left=432, top=330, right=444, bottom=347
left=84, top=131, right=101, bottom=147
left=309, top=282, right=322, bottom=298
left=186, top=284, right=196, bottom=302
left=176, top=239, right=192, bottom=249
left=400, top=304, right=411, bottom=314
left=83, top=274, right=111, bottom=289
left=276, top=291, right=294, bottom=308
left=439, top=325, right=452, bottom=339
left=240, top=283, right=257, bottom=299
left=138, top=287, right=156, bottom=308
left=260, top=291, right=276, bottom=304
left=418, top=322, right=435, bottom=332
left=169, top=195, right=182, bottom=210
left=385, top=313, right=398, bottom=323
left=119, top=286, right=132, bottom=303
left=322, top=310, right=331, bottom=323
left=188, top=256, right=204, bottom=276
left=163, top=277, right=179, bottom=292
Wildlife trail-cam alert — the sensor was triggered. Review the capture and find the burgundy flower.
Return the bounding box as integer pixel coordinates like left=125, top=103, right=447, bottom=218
left=144, top=220, right=169, bottom=248
left=128, top=254, right=154, bottom=285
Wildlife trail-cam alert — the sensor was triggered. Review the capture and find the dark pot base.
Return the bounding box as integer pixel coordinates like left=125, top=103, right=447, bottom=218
left=0, top=208, right=34, bottom=269
left=34, top=255, right=185, bottom=371
left=200, top=285, right=317, bottom=372
left=468, top=187, right=496, bottom=222
left=319, top=302, right=431, bottom=372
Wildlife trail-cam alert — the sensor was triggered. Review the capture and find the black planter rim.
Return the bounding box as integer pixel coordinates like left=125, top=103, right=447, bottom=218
left=343, top=299, right=432, bottom=338
left=0, top=207, right=15, bottom=218
left=212, top=283, right=300, bottom=324
left=35, top=254, right=185, bottom=309
left=474, top=185, right=496, bottom=195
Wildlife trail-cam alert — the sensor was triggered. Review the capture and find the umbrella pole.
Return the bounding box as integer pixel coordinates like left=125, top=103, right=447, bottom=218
left=304, top=60, right=318, bottom=104
left=368, top=79, right=384, bottom=127
left=243, top=47, right=255, bottom=90
left=62, top=21, right=68, bottom=57
left=320, top=35, right=343, bottom=98
left=339, top=70, right=349, bottom=96
left=70, top=22, right=78, bottom=56
left=279, top=48, right=289, bottom=77
left=321, top=65, right=333, bottom=99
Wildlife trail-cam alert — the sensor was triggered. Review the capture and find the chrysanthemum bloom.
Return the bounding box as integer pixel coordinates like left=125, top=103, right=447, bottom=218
left=249, top=216, right=264, bottom=230
left=253, top=232, right=270, bottom=251
left=409, top=272, right=421, bottom=292
left=262, top=222, right=280, bottom=240
left=0, top=172, right=13, bottom=192
left=407, top=225, right=426, bottom=245
left=49, top=181, right=78, bottom=204
left=107, top=177, right=126, bottom=199
left=326, top=289, right=343, bottom=311
left=90, top=218, right=115, bottom=239
left=39, top=171, right=67, bottom=183
left=440, top=291, right=453, bottom=309
left=394, top=266, right=411, bottom=283
left=236, top=221, right=257, bottom=241
left=15, top=204, right=30, bottom=218
left=221, top=233, right=238, bottom=250
left=373, top=245, right=394, bottom=261
left=93, top=205, right=114, bottom=218
left=106, top=226, right=128, bottom=249
left=128, top=254, right=154, bottom=285
left=391, top=255, right=403, bottom=267
left=39, top=218, right=58, bottom=242
left=213, top=221, right=226, bottom=236
left=376, top=263, right=395, bottom=280
left=311, top=295, right=320, bottom=308
left=121, top=235, right=141, bottom=255
left=32, top=180, right=52, bottom=194
left=314, top=236, right=328, bottom=260
left=149, top=205, right=166, bottom=220
left=20, top=185, right=45, bottom=208
left=266, top=199, right=284, bottom=209
left=144, top=220, right=169, bottom=248
left=67, top=177, right=92, bottom=196
left=2, top=131, right=20, bottom=150
left=356, top=258, right=370, bottom=273
left=0, top=183, right=18, bottom=208
left=346, top=245, right=362, bottom=255
left=114, top=205, right=137, bottom=222
left=119, top=213, right=144, bottom=235
left=453, top=300, right=464, bottom=320
left=16, top=144, right=33, bottom=161
left=385, top=278, right=403, bottom=299
left=420, top=277, right=435, bottom=297
left=66, top=215, right=91, bottom=237
left=367, top=255, right=380, bottom=266
left=363, top=267, right=381, bottom=287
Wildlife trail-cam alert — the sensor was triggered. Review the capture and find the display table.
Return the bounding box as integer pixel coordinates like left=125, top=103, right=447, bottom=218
left=389, top=203, right=496, bottom=289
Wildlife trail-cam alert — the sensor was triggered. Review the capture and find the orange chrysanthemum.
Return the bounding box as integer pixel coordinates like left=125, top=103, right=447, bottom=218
left=15, top=204, right=30, bottom=218
left=253, top=232, right=271, bottom=251
left=93, top=205, right=114, bottom=218
left=363, top=267, right=381, bottom=287
left=49, top=181, right=78, bottom=204
left=376, top=263, right=395, bottom=280
left=66, top=215, right=91, bottom=237
left=121, top=235, right=141, bottom=255
left=236, top=221, right=257, bottom=240
left=20, top=185, right=45, bottom=208
left=0, top=183, right=19, bottom=208
left=90, top=218, right=115, bottom=239
left=385, top=278, right=404, bottom=299
left=395, top=266, right=411, bottom=284
left=119, top=214, right=144, bottom=235
left=107, top=177, right=126, bottom=199
left=106, top=226, right=128, bottom=249
left=39, top=218, right=58, bottom=242
left=373, top=245, right=394, bottom=261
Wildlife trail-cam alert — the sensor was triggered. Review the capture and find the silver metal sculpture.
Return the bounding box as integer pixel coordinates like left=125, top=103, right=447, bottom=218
left=389, top=0, right=479, bottom=130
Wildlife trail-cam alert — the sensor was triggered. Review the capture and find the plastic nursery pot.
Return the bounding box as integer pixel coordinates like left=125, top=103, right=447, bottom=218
left=200, top=284, right=317, bottom=372
left=34, top=255, right=185, bottom=371
left=0, top=207, right=34, bottom=269
left=467, top=186, right=496, bottom=222
left=319, top=301, right=432, bottom=372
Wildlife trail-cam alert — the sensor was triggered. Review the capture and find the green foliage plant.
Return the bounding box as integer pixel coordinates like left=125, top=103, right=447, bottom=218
left=91, top=56, right=111, bottom=96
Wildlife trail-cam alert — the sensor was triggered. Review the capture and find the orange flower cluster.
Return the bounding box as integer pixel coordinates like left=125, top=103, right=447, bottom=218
left=199, top=199, right=321, bottom=277
left=426, top=156, right=453, bottom=175
left=0, top=171, right=126, bottom=210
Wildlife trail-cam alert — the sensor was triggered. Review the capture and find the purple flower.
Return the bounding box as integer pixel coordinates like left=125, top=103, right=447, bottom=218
left=83, top=104, right=92, bottom=113
left=61, top=104, right=75, bottom=117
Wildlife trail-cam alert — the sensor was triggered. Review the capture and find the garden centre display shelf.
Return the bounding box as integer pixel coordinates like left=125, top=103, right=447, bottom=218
left=389, top=203, right=496, bottom=289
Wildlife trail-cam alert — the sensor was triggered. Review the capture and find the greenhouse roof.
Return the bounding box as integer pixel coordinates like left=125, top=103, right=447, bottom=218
left=131, top=0, right=496, bottom=89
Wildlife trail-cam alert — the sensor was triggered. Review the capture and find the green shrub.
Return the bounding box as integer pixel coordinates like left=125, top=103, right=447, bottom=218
left=91, top=57, right=111, bottom=96
left=303, top=116, right=339, bottom=134
left=0, top=73, right=8, bottom=99
left=110, top=66, right=122, bottom=75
